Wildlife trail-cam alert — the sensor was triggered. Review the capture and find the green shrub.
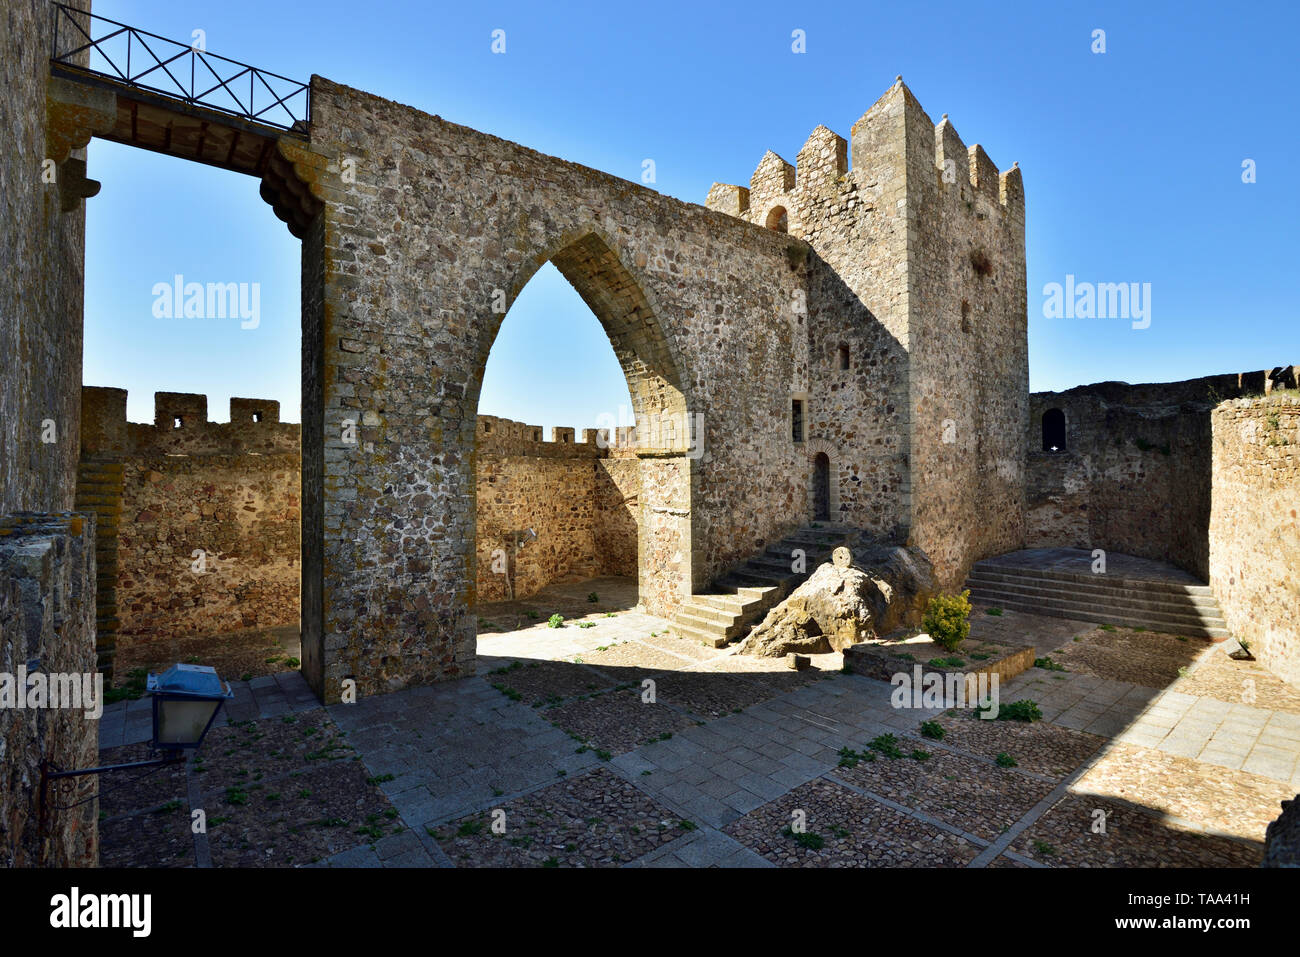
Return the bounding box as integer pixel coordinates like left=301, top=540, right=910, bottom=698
left=547, top=614, right=564, bottom=628
left=920, top=720, right=945, bottom=740
left=923, top=590, right=972, bottom=652
left=980, top=699, right=1042, bottom=722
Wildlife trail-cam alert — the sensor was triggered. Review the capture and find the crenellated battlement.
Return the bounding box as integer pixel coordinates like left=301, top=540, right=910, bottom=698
left=474, top=414, right=637, bottom=458
left=81, top=386, right=298, bottom=459
left=706, top=77, right=1024, bottom=236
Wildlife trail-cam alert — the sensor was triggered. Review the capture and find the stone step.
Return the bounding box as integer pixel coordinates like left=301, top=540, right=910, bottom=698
left=672, top=611, right=736, bottom=639
left=966, top=567, right=1218, bottom=606
left=676, top=601, right=739, bottom=627
left=672, top=621, right=729, bottom=649
left=965, top=589, right=1230, bottom=639
left=965, top=572, right=1225, bottom=618
left=671, top=524, right=872, bottom=648
left=969, top=561, right=1213, bottom=598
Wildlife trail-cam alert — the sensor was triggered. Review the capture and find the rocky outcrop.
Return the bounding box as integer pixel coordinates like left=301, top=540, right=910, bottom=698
left=737, top=545, right=934, bottom=658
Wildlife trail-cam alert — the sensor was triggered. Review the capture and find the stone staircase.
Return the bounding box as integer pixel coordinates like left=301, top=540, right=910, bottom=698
left=74, top=459, right=124, bottom=675
left=671, top=523, right=865, bottom=648
left=963, top=560, right=1230, bottom=640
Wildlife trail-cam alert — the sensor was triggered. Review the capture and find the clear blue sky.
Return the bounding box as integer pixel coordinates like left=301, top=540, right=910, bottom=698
left=84, top=0, right=1299, bottom=425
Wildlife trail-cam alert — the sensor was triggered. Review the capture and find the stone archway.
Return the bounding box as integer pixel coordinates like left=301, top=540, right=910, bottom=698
left=466, top=229, right=696, bottom=628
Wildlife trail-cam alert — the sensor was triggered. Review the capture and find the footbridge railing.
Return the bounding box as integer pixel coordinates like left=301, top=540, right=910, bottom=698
left=49, top=2, right=310, bottom=132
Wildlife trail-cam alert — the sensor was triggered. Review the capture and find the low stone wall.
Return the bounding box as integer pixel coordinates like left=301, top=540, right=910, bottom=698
left=1209, top=395, right=1300, bottom=688
left=0, top=513, right=99, bottom=867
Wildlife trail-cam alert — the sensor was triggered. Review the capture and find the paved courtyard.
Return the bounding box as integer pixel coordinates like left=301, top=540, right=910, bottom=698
left=97, top=578, right=1299, bottom=868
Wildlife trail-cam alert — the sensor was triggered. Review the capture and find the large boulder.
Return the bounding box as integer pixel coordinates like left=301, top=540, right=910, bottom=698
left=737, top=544, right=934, bottom=658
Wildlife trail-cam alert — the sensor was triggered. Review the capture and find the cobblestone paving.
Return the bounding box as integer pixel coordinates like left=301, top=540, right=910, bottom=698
left=98, top=583, right=1299, bottom=868
left=98, top=709, right=411, bottom=868
left=431, top=768, right=691, bottom=867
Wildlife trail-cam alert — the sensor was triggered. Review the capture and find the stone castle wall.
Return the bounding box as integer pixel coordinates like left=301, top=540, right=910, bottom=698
left=80, top=387, right=301, bottom=657
left=289, top=75, right=817, bottom=700
left=1026, top=367, right=1297, bottom=580
left=1209, top=395, right=1300, bottom=687
left=0, top=0, right=92, bottom=518
left=82, top=392, right=644, bottom=650
left=706, top=79, right=1029, bottom=589
left=0, top=514, right=99, bottom=867
left=0, top=0, right=100, bottom=868
left=474, top=416, right=640, bottom=601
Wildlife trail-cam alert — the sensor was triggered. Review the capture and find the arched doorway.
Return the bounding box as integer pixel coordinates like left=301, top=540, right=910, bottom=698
left=467, top=229, right=694, bottom=630
left=813, top=452, right=831, bottom=521
left=1042, top=408, right=1066, bottom=452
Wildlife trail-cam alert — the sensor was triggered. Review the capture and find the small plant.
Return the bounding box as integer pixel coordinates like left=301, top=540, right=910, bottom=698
left=366, top=773, right=395, bottom=785
left=837, top=746, right=872, bottom=768
left=981, top=699, right=1042, bottom=722
left=920, top=720, right=945, bottom=740
left=577, top=621, right=596, bottom=628
left=909, top=748, right=930, bottom=761
left=587, top=592, right=599, bottom=603
left=1098, top=623, right=1116, bottom=632
left=995, top=752, right=1018, bottom=768
left=1033, top=839, right=1056, bottom=857
left=927, top=656, right=965, bottom=668
left=1034, top=656, right=1066, bottom=672
left=781, top=826, right=824, bottom=850
left=525, top=610, right=539, bottom=620
left=457, top=819, right=484, bottom=837
left=985, top=607, right=1003, bottom=616
left=867, top=733, right=904, bottom=759
left=548, top=614, right=565, bottom=628
left=104, top=668, right=148, bottom=704
left=923, top=590, right=972, bottom=652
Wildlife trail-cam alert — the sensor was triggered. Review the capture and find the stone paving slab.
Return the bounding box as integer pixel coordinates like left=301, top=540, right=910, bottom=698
left=102, top=596, right=1300, bottom=868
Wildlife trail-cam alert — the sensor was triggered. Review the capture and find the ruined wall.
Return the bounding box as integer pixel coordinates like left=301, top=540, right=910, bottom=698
left=80, top=388, right=301, bottom=654
left=284, top=76, right=811, bottom=700
left=1026, top=368, right=1297, bottom=580
left=1209, top=395, right=1300, bottom=688
left=707, top=79, right=1028, bottom=587
left=474, top=416, right=639, bottom=602
left=0, top=514, right=99, bottom=867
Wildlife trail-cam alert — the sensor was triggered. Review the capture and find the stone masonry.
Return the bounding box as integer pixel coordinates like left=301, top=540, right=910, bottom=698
left=274, top=75, right=1028, bottom=702
left=0, top=0, right=101, bottom=868
left=1209, top=394, right=1300, bottom=687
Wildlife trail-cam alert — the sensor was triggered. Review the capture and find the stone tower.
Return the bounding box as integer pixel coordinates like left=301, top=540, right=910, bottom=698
left=705, top=77, right=1029, bottom=589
